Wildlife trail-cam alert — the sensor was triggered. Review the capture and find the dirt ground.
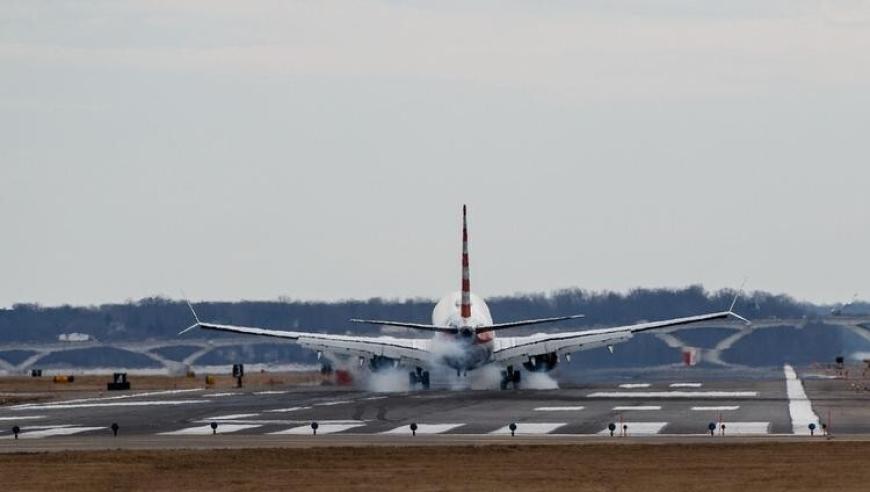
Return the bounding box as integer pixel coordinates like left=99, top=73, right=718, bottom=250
left=0, top=441, right=867, bottom=491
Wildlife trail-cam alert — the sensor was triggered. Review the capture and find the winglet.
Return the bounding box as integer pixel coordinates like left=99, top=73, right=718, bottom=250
left=721, top=279, right=751, bottom=326
left=178, top=296, right=201, bottom=335
left=728, top=277, right=748, bottom=312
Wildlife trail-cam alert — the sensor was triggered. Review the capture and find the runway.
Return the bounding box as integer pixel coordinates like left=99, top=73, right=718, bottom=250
left=1, top=365, right=868, bottom=451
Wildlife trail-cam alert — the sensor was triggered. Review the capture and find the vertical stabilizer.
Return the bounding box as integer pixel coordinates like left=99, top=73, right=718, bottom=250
left=461, top=205, right=471, bottom=319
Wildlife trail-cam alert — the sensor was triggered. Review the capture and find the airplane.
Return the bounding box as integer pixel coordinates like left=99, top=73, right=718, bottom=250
left=180, top=205, right=749, bottom=390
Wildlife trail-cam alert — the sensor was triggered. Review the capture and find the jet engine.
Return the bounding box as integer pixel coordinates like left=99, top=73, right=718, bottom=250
left=522, top=352, right=559, bottom=372
left=368, top=355, right=400, bottom=372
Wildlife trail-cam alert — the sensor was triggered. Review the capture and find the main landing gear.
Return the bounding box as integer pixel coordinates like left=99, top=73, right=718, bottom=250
left=409, top=367, right=431, bottom=389
left=500, top=366, right=521, bottom=390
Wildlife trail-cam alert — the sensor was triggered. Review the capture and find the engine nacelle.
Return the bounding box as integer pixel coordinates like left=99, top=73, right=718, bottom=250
left=523, top=352, right=559, bottom=372
left=368, top=355, right=400, bottom=372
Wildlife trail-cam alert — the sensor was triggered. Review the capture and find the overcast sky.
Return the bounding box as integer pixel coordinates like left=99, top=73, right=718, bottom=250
left=2, top=1, right=870, bottom=307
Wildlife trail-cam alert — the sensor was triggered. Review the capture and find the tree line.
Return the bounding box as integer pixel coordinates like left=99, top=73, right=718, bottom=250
left=0, top=286, right=821, bottom=343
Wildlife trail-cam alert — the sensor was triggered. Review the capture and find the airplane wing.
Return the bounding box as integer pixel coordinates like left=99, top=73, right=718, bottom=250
left=181, top=321, right=433, bottom=367
left=491, top=311, right=749, bottom=366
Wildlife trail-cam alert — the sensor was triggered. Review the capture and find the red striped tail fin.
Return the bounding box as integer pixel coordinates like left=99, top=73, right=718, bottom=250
left=461, top=204, right=471, bottom=319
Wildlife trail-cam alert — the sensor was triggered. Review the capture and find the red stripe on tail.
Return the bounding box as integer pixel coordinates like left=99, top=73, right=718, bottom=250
left=461, top=205, right=471, bottom=319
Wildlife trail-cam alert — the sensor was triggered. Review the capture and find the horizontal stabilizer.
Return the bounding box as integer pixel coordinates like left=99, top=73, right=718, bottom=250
left=349, top=319, right=459, bottom=333
left=477, top=314, right=585, bottom=332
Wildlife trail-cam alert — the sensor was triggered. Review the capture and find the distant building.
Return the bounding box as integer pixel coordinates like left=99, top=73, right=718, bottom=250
left=58, top=332, right=91, bottom=342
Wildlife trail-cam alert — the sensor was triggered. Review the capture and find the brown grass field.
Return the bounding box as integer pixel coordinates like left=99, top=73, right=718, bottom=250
left=0, top=441, right=867, bottom=491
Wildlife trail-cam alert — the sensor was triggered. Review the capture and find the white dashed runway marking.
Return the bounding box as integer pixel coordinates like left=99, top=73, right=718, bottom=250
left=206, top=413, right=260, bottom=420
left=265, top=406, right=311, bottom=413
left=160, top=424, right=262, bottom=436
left=314, top=400, right=351, bottom=406
left=254, top=391, right=288, bottom=395
left=271, top=423, right=364, bottom=435
left=382, top=423, right=465, bottom=435
left=588, top=391, right=757, bottom=398
left=0, top=415, right=44, bottom=421
left=691, top=406, right=740, bottom=411
left=204, top=392, right=241, bottom=397
left=490, top=423, right=567, bottom=435
left=669, top=383, right=702, bottom=388
left=618, top=383, right=650, bottom=389
left=612, top=406, right=662, bottom=411
left=598, top=422, right=667, bottom=436
left=534, top=406, right=585, bottom=411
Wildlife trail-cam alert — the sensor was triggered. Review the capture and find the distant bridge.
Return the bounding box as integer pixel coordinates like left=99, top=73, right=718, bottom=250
left=0, top=316, right=868, bottom=374
left=0, top=337, right=295, bottom=374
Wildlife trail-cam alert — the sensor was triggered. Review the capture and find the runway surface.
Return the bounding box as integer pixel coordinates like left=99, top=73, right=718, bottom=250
left=1, top=365, right=868, bottom=451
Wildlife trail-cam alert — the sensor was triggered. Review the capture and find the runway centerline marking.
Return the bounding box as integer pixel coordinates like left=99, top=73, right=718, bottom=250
left=490, top=423, right=567, bottom=435
left=587, top=391, right=757, bottom=398
left=669, top=383, right=702, bottom=388
left=612, top=406, right=662, bottom=411
left=618, top=383, right=650, bottom=389
left=0, top=415, right=44, bottom=421
left=204, top=392, right=241, bottom=398
left=314, top=400, right=351, bottom=406
left=382, top=423, right=465, bottom=435
left=534, top=406, right=585, bottom=411
left=160, top=424, right=262, bottom=436
left=784, top=364, right=820, bottom=435
left=598, top=422, right=666, bottom=436
left=271, top=423, right=364, bottom=435
left=692, top=406, right=740, bottom=411
left=254, top=390, right=288, bottom=395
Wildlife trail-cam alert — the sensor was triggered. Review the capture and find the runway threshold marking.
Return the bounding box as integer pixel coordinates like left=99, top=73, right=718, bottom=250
left=612, top=406, right=662, bottom=411
left=598, top=422, right=666, bottom=436
left=490, top=423, right=567, bottom=435
left=784, top=364, right=820, bottom=435
left=618, top=383, right=650, bottom=389
left=382, top=423, right=465, bottom=435
left=270, top=423, right=364, bottom=435
left=160, top=424, right=262, bottom=436
left=534, top=406, right=585, bottom=411
left=691, top=406, right=739, bottom=411
left=587, top=391, right=758, bottom=398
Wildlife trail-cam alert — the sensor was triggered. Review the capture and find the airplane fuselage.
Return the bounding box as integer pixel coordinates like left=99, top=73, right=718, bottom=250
left=431, top=291, right=494, bottom=371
